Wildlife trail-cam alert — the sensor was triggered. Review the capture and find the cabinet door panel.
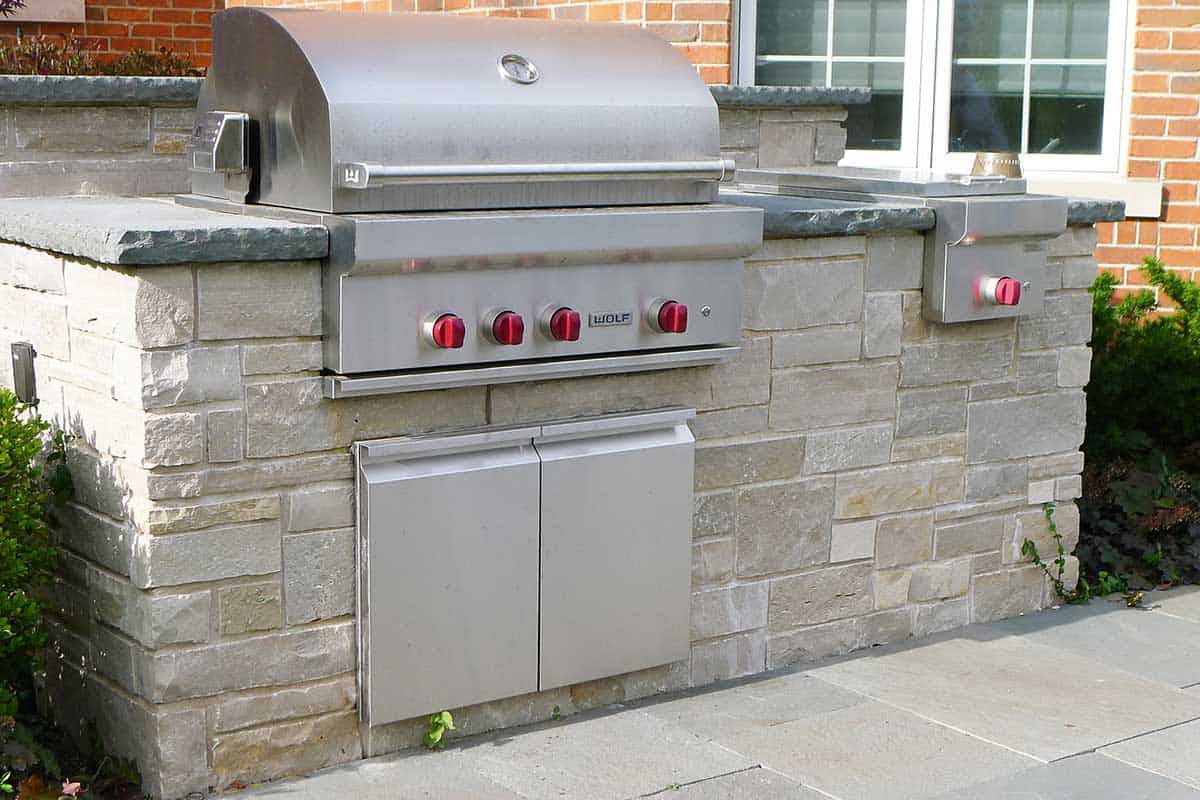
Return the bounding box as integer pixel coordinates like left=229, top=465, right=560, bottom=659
left=358, top=443, right=540, bottom=725
left=536, top=418, right=694, bottom=690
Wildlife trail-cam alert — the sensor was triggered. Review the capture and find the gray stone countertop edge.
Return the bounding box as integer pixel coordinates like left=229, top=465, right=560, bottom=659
left=710, top=85, right=871, bottom=107
left=0, top=75, right=204, bottom=105
left=724, top=191, right=1125, bottom=237
left=0, top=196, right=329, bottom=265
left=0, top=193, right=1122, bottom=266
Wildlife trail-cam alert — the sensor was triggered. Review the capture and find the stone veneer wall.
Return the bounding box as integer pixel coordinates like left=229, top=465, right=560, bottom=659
left=0, top=223, right=1096, bottom=798
left=717, top=104, right=848, bottom=170
left=0, top=78, right=198, bottom=199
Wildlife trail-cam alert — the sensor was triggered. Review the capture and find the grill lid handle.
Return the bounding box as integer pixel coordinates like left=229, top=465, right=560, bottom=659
left=335, top=159, right=737, bottom=189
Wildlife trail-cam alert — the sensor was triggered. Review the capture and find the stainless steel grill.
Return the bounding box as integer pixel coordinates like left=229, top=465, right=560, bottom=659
left=734, top=166, right=1068, bottom=323
left=180, top=8, right=759, bottom=727
left=182, top=7, right=761, bottom=392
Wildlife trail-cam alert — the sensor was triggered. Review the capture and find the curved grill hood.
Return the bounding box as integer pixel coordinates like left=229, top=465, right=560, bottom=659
left=189, top=8, right=728, bottom=213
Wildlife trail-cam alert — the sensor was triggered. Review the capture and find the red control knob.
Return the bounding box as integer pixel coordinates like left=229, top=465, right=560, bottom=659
left=491, top=310, right=525, bottom=346
left=656, top=300, right=688, bottom=334
left=994, top=277, right=1022, bottom=305
left=429, top=313, right=465, bottom=349
left=548, top=307, right=582, bottom=342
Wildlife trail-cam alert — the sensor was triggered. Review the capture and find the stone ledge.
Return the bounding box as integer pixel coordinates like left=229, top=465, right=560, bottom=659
left=0, top=76, right=202, bottom=106
left=1066, top=198, right=1125, bottom=225
left=0, top=196, right=329, bottom=265
left=723, top=190, right=1123, bottom=238
left=711, top=85, right=872, bottom=107
left=721, top=190, right=935, bottom=237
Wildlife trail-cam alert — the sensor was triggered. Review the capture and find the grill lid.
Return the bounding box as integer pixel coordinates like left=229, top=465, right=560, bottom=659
left=189, top=8, right=730, bottom=213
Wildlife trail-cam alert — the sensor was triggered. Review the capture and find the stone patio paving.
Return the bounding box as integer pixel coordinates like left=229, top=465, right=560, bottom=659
left=239, top=587, right=1200, bottom=799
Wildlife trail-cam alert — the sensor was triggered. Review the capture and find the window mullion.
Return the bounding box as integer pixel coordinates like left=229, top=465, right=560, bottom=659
left=1020, top=0, right=1035, bottom=154
left=826, top=0, right=837, bottom=87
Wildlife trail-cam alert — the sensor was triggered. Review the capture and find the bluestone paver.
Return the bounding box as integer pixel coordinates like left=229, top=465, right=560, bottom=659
left=926, top=752, right=1200, bottom=800
left=987, top=600, right=1200, bottom=687
left=1102, top=719, right=1200, bottom=791
left=447, top=709, right=755, bottom=800
left=243, top=748, right=524, bottom=799
left=643, top=672, right=867, bottom=737
left=1146, top=586, right=1200, bottom=624
left=807, top=632, right=1200, bottom=761
left=644, top=767, right=826, bottom=798
left=698, top=700, right=1036, bottom=800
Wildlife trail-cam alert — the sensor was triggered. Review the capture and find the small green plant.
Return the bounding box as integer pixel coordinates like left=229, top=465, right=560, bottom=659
left=1095, top=571, right=1128, bottom=596
left=551, top=705, right=561, bottom=721
left=1022, top=503, right=1089, bottom=603
left=422, top=711, right=455, bottom=750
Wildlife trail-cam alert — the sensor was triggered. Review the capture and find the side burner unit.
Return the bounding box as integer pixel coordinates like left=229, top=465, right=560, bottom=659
left=734, top=166, right=1068, bottom=323
left=181, top=8, right=763, bottom=395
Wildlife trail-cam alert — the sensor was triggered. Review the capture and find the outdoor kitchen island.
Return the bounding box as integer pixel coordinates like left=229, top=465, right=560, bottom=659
left=0, top=189, right=1121, bottom=798
left=0, top=6, right=1126, bottom=798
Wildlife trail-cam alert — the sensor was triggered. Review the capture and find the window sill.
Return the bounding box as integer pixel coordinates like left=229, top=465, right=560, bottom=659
left=1024, top=175, right=1162, bottom=219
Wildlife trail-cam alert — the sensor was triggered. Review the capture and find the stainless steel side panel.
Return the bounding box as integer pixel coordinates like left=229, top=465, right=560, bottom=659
left=736, top=165, right=1027, bottom=198
left=534, top=414, right=694, bottom=691
left=357, top=435, right=540, bottom=725
left=923, top=194, right=1066, bottom=323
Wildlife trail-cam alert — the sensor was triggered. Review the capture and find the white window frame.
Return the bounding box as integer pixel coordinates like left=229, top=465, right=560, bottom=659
left=735, top=0, right=1132, bottom=176
left=931, top=0, right=1131, bottom=175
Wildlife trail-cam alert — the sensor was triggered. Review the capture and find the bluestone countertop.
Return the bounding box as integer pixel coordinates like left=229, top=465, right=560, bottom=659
left=0, top=191, right=1123, bottom=266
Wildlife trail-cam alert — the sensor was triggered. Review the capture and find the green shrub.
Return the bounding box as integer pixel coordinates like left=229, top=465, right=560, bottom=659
left=0, top=390, right=68, bottom=716
left=1079, top=258, right=1200, bottom=590
left=0, top=33, right=202, bottom=76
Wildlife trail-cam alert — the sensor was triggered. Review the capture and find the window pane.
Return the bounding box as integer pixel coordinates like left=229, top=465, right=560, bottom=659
left=1028, top=65, right=1105, bottom=153
left=833, top=0, right=906, bottom=57
left=757, top=0, right=828, bottom=57
left=756, top=61, right=826, bottom=86
left=1032, top=0, right=1108, bottom=58
left=953, top=0, right=1028, bottom=58
left=948, top=64, right=1024, bottom=152
left=833, top=62, right=904, bottom=150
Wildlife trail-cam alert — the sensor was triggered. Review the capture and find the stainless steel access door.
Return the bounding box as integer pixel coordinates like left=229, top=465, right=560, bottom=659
left=356, top=428, right=541, bottom=725
left=535, top=411, right=694, bottom=691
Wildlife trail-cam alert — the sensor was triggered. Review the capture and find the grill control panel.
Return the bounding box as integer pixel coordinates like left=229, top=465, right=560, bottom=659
left=331, top=261, right=741, bottom=375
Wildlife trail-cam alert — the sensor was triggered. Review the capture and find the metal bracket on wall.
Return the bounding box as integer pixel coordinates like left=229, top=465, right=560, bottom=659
left=10, top=342, right=37, bottom=406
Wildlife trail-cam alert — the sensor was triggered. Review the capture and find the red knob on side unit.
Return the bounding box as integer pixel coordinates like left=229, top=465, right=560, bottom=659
left=994, top=277, right=1022, bottom=305
left=428, top=313, right=465, bottom=349
left=491, top=310, right=525, bottom=346
left=654, top=300, right=689, bottom=334
left=982, top=276, right=1022, bottom=306
left=547, top=307, right=582, bottom=341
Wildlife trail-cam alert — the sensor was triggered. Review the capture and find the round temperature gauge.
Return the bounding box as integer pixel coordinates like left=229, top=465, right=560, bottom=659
left=498, top=54, right=540, bottom=85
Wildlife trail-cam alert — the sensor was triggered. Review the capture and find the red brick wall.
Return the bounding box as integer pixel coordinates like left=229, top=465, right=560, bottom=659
left=1096, top=0, right=1200, bottom=308
left=225, top=0, right=732, bottom=82
left=0, top=0, right=222, bottom=69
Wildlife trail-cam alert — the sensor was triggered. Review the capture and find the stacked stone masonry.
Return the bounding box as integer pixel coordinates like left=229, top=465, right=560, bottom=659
left=0, top=221, right=1096, bottom=798
left=718, top=104, right=848, bottom=170
left=0, top=96, right=194, bottom=198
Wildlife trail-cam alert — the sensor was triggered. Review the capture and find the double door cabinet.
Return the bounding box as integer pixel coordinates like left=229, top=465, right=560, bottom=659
left=354, top=408, right=695, bottom=725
